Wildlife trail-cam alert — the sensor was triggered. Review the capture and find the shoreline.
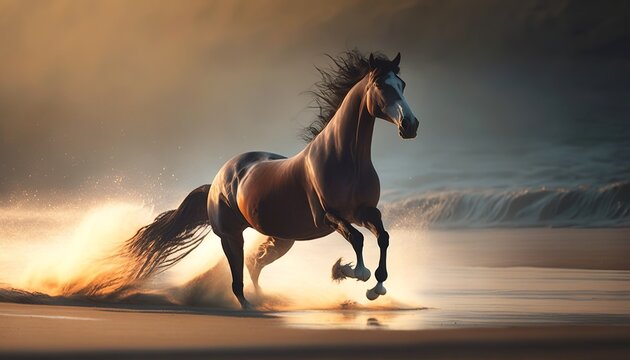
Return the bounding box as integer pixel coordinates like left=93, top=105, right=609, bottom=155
left=416, top=228, right=630, bottom=270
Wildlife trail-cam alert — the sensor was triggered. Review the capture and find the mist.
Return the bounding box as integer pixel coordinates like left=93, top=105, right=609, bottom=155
left=1, top=0, right=628, bottom=208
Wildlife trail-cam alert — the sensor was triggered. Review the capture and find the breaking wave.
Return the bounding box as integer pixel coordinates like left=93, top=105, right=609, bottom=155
left=382, top=181, right=630, bottom=229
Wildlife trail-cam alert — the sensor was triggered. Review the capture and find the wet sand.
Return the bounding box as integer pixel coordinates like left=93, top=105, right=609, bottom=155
left=1, top=228, right=630, bottom=359
left=417, top=228, right=630, bottom=270
left=1, top=302, right=630, bottom=359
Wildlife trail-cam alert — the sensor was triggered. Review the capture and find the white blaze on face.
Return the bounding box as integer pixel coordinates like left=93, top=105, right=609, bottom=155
left=382, top=72, right=415, bottom=127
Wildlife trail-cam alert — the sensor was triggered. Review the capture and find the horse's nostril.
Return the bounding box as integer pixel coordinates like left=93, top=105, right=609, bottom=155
left=402, top=117, right=417, bottom=132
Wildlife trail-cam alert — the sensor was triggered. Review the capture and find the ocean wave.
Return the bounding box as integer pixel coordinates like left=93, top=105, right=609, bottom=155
left=382, top=181, right=630, bottom=228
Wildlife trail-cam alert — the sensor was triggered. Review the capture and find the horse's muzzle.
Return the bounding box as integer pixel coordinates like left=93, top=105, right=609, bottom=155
left=398, top=116, right=419, bottom=139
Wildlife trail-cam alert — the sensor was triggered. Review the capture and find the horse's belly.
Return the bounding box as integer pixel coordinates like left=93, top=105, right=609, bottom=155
left=253, top=196, right=330, bottom=240
left=237, top=163, right=330, bottom=240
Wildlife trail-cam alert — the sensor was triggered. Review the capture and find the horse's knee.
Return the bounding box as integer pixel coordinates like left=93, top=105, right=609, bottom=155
left=349, top=231, right=364, bottom=252
left=378, top=231, right=389, bottom=248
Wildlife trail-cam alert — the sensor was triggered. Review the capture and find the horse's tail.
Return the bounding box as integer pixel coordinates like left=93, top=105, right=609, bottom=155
left=122, top=184, right=212, bottom=280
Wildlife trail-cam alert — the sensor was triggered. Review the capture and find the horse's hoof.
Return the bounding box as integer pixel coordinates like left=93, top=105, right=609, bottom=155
left=354, top=266, right=371, bottom=282
left=366, top=288, right=380, bottom=300
left=375, top=283, right=387, bottom=295
left=239, top=299, right=254, bottom=310
left=366, top=283, right=387, bottom=300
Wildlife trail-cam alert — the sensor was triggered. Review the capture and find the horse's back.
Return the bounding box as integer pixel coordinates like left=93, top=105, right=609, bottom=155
left=208, top=152, right=285, bottom=232
left=209, top=151, right=330, bottom=240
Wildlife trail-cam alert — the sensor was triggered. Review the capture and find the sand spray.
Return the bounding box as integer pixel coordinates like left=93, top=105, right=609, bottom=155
left=0, top=200, right=423, bottom=310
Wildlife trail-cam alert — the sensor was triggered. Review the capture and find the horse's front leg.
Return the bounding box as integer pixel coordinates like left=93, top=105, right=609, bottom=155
left=324, top=212, right=371, bottom=282
left=358, top=207, right=389, bottom=300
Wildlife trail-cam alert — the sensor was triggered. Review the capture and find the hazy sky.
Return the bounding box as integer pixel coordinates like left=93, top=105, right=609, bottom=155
left=1, top=0, right=628, bottom=204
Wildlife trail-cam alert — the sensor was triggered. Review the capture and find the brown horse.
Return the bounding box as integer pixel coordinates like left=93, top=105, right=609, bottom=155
left=123, top=51, right=419, bottom=309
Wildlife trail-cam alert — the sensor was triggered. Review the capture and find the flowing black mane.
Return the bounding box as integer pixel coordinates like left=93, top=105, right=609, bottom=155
left=302, top=50, right=400, bottom=142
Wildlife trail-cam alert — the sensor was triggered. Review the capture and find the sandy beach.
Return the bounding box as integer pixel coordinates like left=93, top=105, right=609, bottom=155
left=2, top=228, right=630, bottom=359
left=1, top=302, right=630, bottom=359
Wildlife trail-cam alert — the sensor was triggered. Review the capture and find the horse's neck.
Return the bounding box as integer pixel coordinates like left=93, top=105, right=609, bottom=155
left=314, top=77, right=375, bottom=166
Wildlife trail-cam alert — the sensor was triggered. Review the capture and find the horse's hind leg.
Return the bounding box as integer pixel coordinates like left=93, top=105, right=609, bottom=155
left=246, top=236, right=294, bottom=292
left=209, top=196, right=251, bottom=309
left=218, top=231, right=251, bottom=309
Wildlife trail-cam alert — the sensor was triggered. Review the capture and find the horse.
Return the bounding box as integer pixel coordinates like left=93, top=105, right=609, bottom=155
left=122, top=50, right=419, bottom=309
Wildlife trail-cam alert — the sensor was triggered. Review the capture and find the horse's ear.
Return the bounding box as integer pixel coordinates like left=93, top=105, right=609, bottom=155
left=392, top=52, right=401, bottom=67
left=368, top=53, right=376, bottom=69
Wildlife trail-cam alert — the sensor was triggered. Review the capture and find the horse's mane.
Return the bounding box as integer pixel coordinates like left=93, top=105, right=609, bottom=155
left=302, top=50, right=400, bottom=142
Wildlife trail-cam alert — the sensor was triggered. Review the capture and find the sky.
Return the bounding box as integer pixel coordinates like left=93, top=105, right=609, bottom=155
left=1, top=0, right=628, bottom=205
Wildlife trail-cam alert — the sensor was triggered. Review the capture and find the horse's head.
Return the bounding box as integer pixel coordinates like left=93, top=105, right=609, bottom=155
left=366, top=53, right=419, bottom=139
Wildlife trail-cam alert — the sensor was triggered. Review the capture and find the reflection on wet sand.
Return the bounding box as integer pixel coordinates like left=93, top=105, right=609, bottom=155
left=275, top=266, right=630, bottom=330
left=276, top=309, right=425, bottom=330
